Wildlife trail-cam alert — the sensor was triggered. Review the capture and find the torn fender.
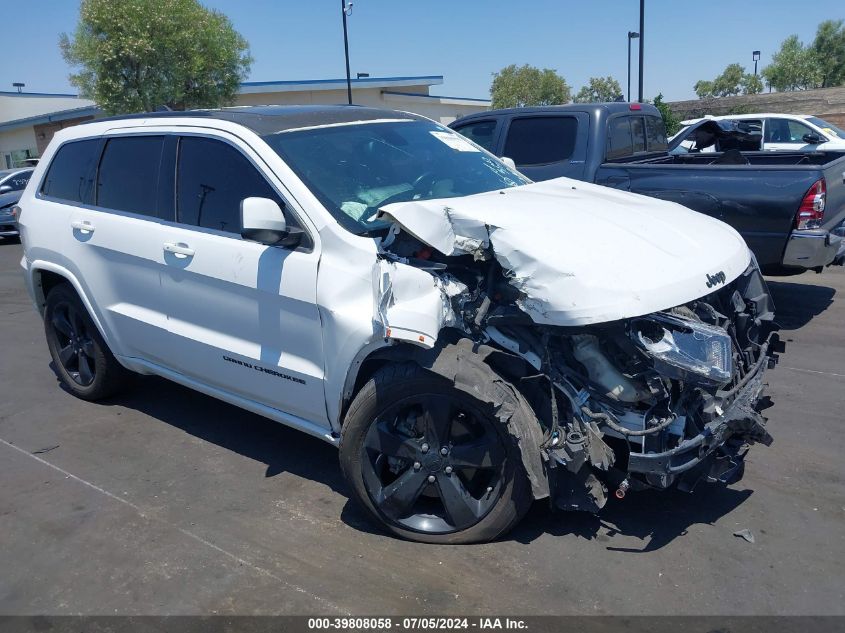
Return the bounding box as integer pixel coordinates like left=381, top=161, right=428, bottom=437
left=372, top=259, right=466, bottom=349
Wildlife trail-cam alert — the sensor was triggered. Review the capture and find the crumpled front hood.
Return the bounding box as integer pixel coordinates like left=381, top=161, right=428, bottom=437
left=380, top=177, right=751, bottom=326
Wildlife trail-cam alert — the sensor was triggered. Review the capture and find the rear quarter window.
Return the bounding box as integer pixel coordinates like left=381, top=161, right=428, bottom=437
left=606, top=118, right=634, bottom=159
left=40, top=139, right=101, bottom=204
left=645, top=116, right=668, bottom=151
left=606, top=115, right=667, bottom=159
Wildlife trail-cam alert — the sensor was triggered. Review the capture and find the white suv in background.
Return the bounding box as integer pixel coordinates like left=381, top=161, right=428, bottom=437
left=16, top=106, right=780, bottom=543
left=672, top=113, right=845, bottom=152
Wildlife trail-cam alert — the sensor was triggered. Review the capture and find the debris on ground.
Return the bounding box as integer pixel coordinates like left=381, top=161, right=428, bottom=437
left=733, top=528, right=755, bottom=544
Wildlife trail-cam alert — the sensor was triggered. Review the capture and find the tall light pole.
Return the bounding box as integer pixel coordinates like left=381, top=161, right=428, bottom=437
left=627, top=32, right=639, bottom=102
left=341, top=0, right=353, bottom=105
left=752, top=50, right=761, bottom=76
left=637, top=0, right=645, bottom=102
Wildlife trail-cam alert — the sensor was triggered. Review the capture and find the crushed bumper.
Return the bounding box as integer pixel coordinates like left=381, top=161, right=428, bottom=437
left=627, top=332, right=782, bottom=491
left=782, top=229, right=841, bottom=270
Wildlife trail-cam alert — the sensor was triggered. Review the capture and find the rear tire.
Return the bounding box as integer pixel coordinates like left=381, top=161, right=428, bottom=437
left=44, top=283, right=129, bottom=401
left=340, top=362, right=535, bottom=544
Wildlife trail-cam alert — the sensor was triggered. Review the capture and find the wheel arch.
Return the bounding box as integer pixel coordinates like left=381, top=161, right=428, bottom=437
left=29, top=261, right=110, bottom=345
left=340, top=330, right=550, bottom=499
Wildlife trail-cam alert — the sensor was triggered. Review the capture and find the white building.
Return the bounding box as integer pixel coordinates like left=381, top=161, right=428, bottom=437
left=0, top=75, right=490, bottom=168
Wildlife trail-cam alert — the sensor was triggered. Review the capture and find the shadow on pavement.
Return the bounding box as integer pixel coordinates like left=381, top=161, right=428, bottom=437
left=767, top=279, right=835, bottom=330
left=97, top=373, right=348, bottom=493
left=65, top=370, right=754, bottom=549
left=510, top=484, right=752, bottom=551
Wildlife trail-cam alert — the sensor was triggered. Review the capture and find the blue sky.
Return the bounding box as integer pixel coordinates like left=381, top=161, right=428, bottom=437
left=4, top=0, right=843, bottom=102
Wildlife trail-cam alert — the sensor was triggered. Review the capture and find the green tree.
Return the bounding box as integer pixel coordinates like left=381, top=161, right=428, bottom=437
left=740, top=73, right=764, bottom=95
left=713, top=63, right=745, bottom=96
left=694, top=63, right=762, bottom=98
left=573, top=76, right=623, bottom=103
left=60, top=0, right=252, bottom=114
left=811, top=19, right=845, bottom=87
left=651, top=93, right=681, bottom=136
left=693, top=79, right=715, bottom=99
left=490, top=64, right=571, bottom=109
left=762, top=35, right=821, bottom=91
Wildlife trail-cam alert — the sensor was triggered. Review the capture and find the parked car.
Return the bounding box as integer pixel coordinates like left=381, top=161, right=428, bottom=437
left=18, top=106, right=781, bottom=543
left=450, top=103, right=845, bottom=274
left=670, top=113, right=845, bottom=153
left=0, top=168, right=33, bottom=239
left=667, top=118, right=763, bottom=154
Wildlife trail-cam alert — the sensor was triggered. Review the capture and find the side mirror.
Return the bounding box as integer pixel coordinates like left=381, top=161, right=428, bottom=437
left=240, top=197, right=303, bottom=247
left=803, top=132, right=822, bottom=144
left=500, top=156, right=517, bottom=170
left=0, top=185, right=11, bottom=194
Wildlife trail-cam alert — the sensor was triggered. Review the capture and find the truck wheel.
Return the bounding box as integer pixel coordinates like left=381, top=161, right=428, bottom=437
left=340, top=362, right=534, bottom=544
left=44, top=283, right=128, bottom=401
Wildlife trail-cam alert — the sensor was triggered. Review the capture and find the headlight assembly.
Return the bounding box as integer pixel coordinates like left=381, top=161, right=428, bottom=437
left=629, top=313, right=732, bottom=387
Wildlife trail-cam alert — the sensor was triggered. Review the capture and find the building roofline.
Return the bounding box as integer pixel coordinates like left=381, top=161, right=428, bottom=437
left=381, top=90, right=491, bottom=105
left=240, top=75, right=443, bottom=87
left=0, top=106, right=102, bottom=132
left=0, top=90, right=83, bottom=98
left=0, top=75, right=448, bottom=106
left=238, top=75, right=444, bottom=94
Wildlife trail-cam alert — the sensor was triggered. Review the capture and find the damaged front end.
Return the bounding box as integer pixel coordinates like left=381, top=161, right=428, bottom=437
left=375, top=181, right=783, bottom=514
left=539, top=264, right=782, bottom=512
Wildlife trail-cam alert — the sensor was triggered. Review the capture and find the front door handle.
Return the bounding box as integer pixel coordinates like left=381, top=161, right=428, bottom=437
left=163, top=242, right=195, bottom=258
left=71, top=220, right=95, bottom=234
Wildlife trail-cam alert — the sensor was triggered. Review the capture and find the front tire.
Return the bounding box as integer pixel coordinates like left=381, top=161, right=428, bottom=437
left=340, top=362, right=534, bottom=544
left=44, top=283, right=128, bottom=401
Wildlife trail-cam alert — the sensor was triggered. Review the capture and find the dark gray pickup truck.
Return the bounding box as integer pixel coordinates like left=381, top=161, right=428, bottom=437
left=450, top=103, right=845, bottom=273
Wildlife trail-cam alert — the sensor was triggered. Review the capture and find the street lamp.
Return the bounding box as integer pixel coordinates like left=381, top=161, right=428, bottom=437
left=637, top=0, right=645, bottom=103
left=341, top=0, right=353, bottom=105
left=627, top=32, right=639, bottom=102
left=752, top=50, right=761, bottom=76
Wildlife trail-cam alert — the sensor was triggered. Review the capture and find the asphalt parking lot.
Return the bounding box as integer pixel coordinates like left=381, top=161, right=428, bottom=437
left=1, top=238, right=843, bottom=616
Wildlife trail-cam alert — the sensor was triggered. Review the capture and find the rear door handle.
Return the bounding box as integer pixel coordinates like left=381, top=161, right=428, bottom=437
left=71, top=220, right=95, bottom=234
left=163, top=242, right=195, bottom=258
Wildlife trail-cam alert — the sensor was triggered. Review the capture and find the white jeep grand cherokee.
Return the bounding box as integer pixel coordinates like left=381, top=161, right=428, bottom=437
left=17, top=106, right=782, bottom=543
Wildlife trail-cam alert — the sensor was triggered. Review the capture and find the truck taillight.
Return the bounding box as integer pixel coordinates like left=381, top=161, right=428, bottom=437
left=796, top=179, right=826, bottom=230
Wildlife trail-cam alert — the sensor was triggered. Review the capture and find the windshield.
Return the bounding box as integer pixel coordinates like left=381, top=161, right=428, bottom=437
left=263, top=120, right=528, bottom=235
left=806, top=117, right=845, bottom=139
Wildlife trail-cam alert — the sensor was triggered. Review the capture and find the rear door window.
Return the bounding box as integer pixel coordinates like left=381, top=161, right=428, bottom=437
left=177, top=136, right=282, bottom=234
left=503, top=116, right=578, bottom=166
left=96, top=136, right=165, bottom=217
left=40, top=139, right=101, bottom=204
left=452, top=120, right=499, bottom=152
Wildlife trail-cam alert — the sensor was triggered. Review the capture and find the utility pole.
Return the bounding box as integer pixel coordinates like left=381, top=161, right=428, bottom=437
left=627, top=32, right=639, bottom=102
left=637, top=0, right=644, bottom=102
left=341, top=0, right=353, bottom=105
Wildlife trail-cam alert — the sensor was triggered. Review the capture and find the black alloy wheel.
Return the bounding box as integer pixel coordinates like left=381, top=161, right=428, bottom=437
left=44, top=283, right=128, bottom=401
left=360, top=394, right=507, bottom=534
left=50, top=300, right=97, bottom=386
